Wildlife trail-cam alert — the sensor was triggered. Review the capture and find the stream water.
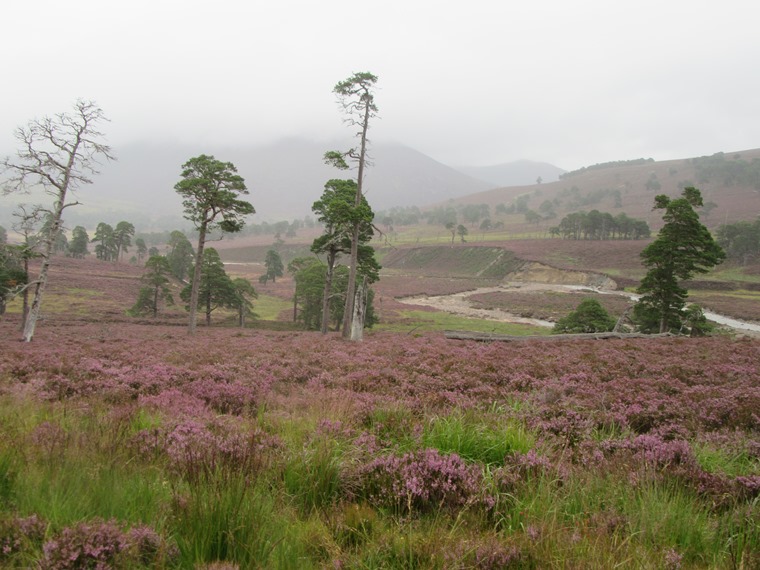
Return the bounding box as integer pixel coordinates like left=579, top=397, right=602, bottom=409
left=398, top=283, right=760, bottom=334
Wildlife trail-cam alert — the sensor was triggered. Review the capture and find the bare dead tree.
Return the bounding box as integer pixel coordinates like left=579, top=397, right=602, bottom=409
left=11, top=205, right=44, bottom=331
left=1, top=100, right=113, bottom=341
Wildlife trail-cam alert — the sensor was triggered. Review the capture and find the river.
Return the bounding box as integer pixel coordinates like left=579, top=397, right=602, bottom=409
left=397, top=283, right=760, bottom=334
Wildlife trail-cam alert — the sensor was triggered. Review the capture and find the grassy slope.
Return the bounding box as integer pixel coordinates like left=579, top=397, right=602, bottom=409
left=441, top=148, right=760, bottom=231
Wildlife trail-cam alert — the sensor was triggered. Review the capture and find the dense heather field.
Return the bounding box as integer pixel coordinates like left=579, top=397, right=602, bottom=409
left=0, top=320, right=758, bottom=568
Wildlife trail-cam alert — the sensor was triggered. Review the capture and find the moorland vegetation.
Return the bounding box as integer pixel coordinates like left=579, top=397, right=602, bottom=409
left=1, top=89, right=760, bottom=568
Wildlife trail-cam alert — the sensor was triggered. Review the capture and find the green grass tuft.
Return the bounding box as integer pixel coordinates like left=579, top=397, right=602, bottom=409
left=422, top=412, right=535, bottom=465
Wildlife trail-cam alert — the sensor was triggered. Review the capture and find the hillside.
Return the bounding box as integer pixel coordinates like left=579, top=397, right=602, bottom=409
left=458, top=160, right=566, bottom=187
left=0, top=139, right=494, bottom=229
left=441, top=149, right=760, bottom=231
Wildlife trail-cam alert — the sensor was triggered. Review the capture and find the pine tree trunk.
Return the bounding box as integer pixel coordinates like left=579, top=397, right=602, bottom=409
left=321, top=252, right=336, bottom=334
left=188, top=223, right=207, bottom=334
left=349, top=276, right=368, bottom=341
left=342, top=101, right=371, bottom=340
left=342, top=223, right=360, bottom=336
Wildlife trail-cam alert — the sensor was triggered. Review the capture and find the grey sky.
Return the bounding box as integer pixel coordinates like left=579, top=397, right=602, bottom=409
left=2, top=0, right=759, bottom=171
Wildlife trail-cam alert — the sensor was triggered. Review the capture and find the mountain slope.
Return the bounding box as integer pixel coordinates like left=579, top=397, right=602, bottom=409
left=45, top=139, right=494, bottom=227
left=442, top=149, right=760, bottom=229
left=458, top=160, right=566, bottom=187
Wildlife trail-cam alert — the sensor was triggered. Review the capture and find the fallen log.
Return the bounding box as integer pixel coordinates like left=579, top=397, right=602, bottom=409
left=444, top=330, right=673, bottom=342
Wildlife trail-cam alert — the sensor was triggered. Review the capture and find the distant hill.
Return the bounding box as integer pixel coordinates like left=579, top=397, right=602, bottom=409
left=458, top=160, right=566, bottom=187
left=440, top=149, right=760, bottom=230
left=0, top=139, right=493, bottom=229
left=4, top=141, right=759, bottom=234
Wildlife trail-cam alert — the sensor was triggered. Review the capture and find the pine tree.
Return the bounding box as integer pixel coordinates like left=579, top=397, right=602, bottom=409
left=635, top=187, right=725, bottom=333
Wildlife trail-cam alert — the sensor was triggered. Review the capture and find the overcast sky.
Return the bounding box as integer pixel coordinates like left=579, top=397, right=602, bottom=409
left=2, top=0, right=759, bottom=171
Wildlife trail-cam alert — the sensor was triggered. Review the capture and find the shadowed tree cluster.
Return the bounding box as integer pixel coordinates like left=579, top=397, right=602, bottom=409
left=179, top=248, right=256, bottom=327
left=129, top=255, right=175, bottom=318
left=552, top=211, right=650, bottom=240
left=311, top=178, right=378, bottom=334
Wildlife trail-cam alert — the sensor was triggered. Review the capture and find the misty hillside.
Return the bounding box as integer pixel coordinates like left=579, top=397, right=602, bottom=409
left=443, top=149, right=760, bottom=230
left=1, top=139, right=494, bottom=228
left=458, top=160, right=566, bottom=187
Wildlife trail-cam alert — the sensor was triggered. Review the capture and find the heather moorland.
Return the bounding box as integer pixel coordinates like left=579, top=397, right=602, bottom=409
left=0, top=250, right=758, bottom=569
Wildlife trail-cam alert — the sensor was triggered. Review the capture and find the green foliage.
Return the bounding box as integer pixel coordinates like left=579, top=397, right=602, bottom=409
left=461, top=203, right=489, bottom=226
left=716, top=218, right=760, bottom=265
left=93, top=222, right=117, bottom=261
left=134, top=238, right=147, bottom=262
left=375, top=206, right=421, bottom=227
left=231, top=277, right=257, bottom=327
left=636, top=187, right=725, bottom=333
left=553, top=298, right=616, bottom=334
left=180, top=248, right=236, bottom=325
left=311, top=178, right=379, bottom=333
left=129, top=255, right=174, bottom=318
left=693, top=444, right=760, bottom=478
left=557, top=210, right=650, bottom=240
left=645, top=173, right=661, bottom=191
left=263, top=249, right=284, bottom=283
left=292, top=258, right=326, bottom=329
left=692, top=151, right=760, bottom=188
left=0, top=226, right=6, bottom=244
left=174, top=155, right=254, bottom=235
left=171, top=474, right=297, bottom=568
left=113, top=221, right=135, bottom=261
left=422, top=412, right=535, bottom=465
left=326, top=72, right=379, bottom=340
left=292, top=260, right=376, bottom=331
left=311, top=179, right=374, bottom=256
left=284, top=439, right=344, bottom=512
left=0, top=245, right=27, bottom=316
left=68, top=226, right=89, bottom=259
left=682, top=304, right=714, bottom=337
left=166, top=230, right=195, bottom=281
left=560, top=157, right=654, bottom=179
left=175, top=155, right=254, bottom=332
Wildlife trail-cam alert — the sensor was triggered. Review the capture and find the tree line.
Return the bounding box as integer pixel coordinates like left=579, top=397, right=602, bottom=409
left=550, top=211, right=650, bottom=240
left=692, top=152, right=760, bottom=189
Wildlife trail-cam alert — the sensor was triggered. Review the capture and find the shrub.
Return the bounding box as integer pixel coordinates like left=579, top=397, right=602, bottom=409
left=553, top=298, right=616, bottom=334
left=356, top=448, right=482, bottom=514
left=0, top=514, right=46, bottom=560
left=164, top=420, right=282, bottom=484
left=40, top=519, right=175, bottom=569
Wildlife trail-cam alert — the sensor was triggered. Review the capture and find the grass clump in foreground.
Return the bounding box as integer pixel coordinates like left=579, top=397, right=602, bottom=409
left=0, top=326, right=758, bottom=568
left=377, top=309, right=549, bottom=335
